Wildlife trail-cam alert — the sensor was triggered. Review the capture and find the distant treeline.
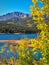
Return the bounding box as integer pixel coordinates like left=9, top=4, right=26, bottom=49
left=0, top=23, right=39, bottom=33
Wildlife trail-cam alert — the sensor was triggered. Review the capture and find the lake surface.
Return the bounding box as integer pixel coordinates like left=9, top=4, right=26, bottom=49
left=0, top=33, right=38, bottom=40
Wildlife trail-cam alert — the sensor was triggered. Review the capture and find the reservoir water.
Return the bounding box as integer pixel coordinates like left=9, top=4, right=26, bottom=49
left=0, top=33, right=38, bottom=40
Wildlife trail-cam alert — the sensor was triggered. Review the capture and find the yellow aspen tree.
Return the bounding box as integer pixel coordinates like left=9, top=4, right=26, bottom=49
left=30, top=0, right=49, bottom=64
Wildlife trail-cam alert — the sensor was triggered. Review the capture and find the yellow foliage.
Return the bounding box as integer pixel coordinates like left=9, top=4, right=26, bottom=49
left=18, top=39, right=28, bottom=51
left=32, top=0, right=38, bottom=5
left=31, top=39, right=43, bottom=49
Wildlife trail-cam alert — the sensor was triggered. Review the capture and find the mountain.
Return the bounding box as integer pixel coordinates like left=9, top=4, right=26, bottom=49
left=0, top=12, right=37, bottom=33
left=0, top=12, right=31, bottom=21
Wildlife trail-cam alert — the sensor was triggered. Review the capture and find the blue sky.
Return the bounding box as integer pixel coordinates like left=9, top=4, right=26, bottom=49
left=0, top=0, right=44, bottom=16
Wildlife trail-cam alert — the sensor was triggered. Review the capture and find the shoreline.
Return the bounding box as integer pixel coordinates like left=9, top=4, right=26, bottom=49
left=0, top=32, right=38, bottom=34
left=0, top=39, right=33, bottom=48
left=0, top=40, right=23, bottom=44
